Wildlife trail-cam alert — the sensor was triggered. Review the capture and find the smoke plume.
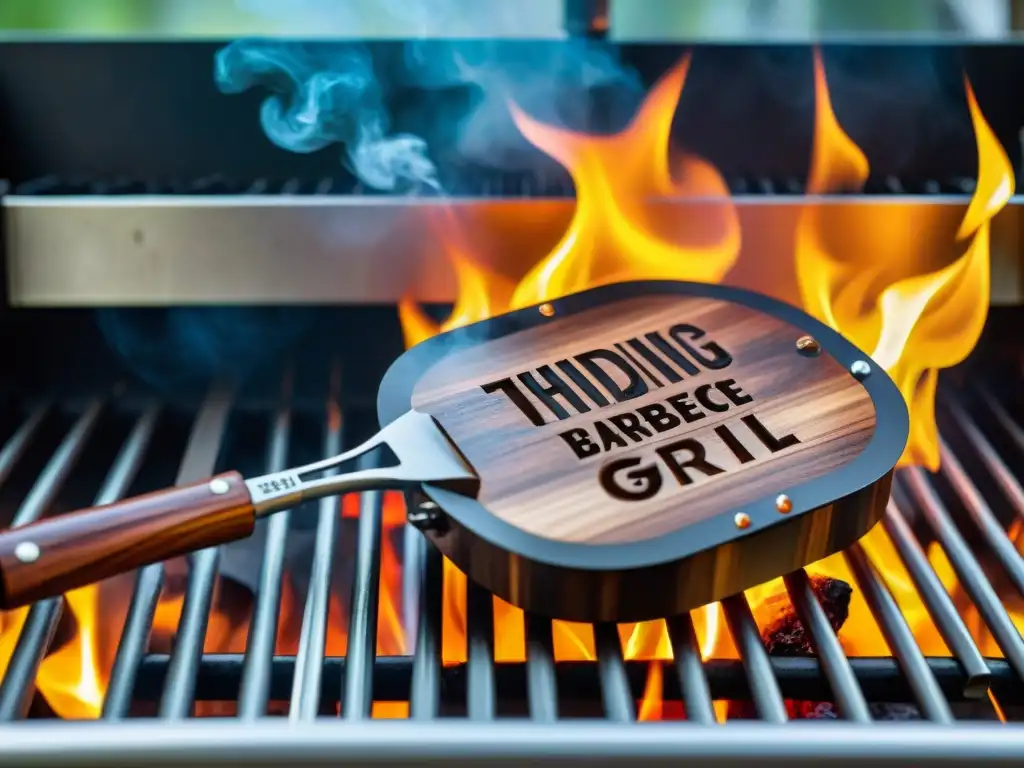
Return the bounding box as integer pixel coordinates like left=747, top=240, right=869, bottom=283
left=216, top=0, right=644, bottom=191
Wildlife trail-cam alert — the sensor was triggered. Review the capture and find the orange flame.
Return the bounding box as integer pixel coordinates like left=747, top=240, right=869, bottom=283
left=1, top=49, right=1017, bottom=723
left=396, top=47, right=1020, bottom=721
left=508, top=55, right=741, bottom=308
left=35, top=586, right=105, bottom=718
left=796, top=50, right=1013, bottom=470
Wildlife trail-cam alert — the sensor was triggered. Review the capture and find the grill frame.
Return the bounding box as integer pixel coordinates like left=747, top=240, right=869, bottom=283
left=0, top=328, right=1020, bottom=758
left=0, top=720, right=1022, bottom=767
left=4, top=192, right=1022, bottom=307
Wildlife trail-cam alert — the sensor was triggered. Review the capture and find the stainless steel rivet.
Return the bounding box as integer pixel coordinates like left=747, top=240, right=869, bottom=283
left=539, top=303, right=556, bottom=317
left=775, top=494, right=793, bottom=514
left=734, top=512, right=751, bottom=530
left=14, top=541, right=40, bottom=564
left=850, top=360, right=872, bottom=381
left=209, top=478, right=231, bottom=495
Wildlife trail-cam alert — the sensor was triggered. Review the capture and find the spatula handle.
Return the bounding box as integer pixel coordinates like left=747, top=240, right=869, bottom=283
left=0, top=471, right=254, bottom=610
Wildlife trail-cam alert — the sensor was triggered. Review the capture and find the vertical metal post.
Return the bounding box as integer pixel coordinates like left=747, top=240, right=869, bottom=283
left=564, top=0, right=610, bottom=37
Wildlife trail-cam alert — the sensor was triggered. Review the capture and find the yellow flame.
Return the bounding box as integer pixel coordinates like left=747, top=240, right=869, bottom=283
left=36, top=586, right=104, bottom=718
left=387, top=47, right=1019, bottom=693
left=795, top=51, right=1013, bottom=470
left=508, top=55, right=741, bottom=308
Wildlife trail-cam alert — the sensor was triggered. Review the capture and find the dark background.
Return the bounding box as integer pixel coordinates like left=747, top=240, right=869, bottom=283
left=0, top=41, right=1020, bottom=187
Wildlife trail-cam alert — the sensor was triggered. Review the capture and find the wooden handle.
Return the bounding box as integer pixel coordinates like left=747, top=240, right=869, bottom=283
left=0, top=471, right=255, bottom=610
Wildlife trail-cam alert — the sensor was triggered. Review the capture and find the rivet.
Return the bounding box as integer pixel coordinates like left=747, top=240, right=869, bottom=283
left=850, top=360, right=872, bottom=381
left=775, top=494, right=793, bottom=514
left=408, top=498, right=448, bottom=534
left=795, top=335, right=821, bottom=357
left=734, top=512, right=751, bottom=530
left=209, top=478, right=231, bottom=495
left=538, top=303, right=556, bottom=317
left=14, top=541, right=40, bottom=564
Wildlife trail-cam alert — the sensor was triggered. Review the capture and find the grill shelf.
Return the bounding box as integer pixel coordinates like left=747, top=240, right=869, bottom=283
left=0, top=356, right=1022, bottom=763
left=6, top=174, right=985, bottom=198
left=7, top=173, right=1017, bottom=309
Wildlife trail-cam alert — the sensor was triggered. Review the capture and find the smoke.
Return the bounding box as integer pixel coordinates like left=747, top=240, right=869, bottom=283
left=215, top=40, right=438, bottom=191
left=96, top=307, right=315, bottom=394
left=215, top=0, right=644, bottom=191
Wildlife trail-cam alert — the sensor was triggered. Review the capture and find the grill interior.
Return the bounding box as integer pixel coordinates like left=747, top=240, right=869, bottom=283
left=0, top=308, right=1022, bottom=734
left=3, top=34, right=1024, bottom=765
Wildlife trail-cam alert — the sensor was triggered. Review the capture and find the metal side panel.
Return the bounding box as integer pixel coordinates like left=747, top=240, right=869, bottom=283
left=3, top=195, right=1021, bottom=306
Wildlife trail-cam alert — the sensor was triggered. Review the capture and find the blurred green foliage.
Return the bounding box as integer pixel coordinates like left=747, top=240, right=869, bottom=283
left=0, top=0, right=155, bottom=32
left=0, top=0, right=987, bottom=37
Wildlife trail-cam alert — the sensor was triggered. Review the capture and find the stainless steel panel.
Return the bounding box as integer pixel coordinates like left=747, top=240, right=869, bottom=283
left=4, top=195, right=1021, bottom=306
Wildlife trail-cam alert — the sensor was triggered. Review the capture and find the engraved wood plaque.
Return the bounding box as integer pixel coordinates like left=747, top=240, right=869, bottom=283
left=379, top=280, right=908, bottom=623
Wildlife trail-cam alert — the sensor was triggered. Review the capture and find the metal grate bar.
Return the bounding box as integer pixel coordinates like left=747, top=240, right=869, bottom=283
left=340, top=461, right=385, bottom=720
left=901, top=468, right=1024, bottom=680
left=881, top=500, right=991, bottom=698
left=402, top=524, right=423, bottom=667
left=783, top=569, right=872, bottom=723
left=123, top=653, right=1021, bottom=707
left=721, top=594, right=787, bottom=723
left=0, top=598, right=62, bottom=720
left=11, top=399, right=104, bottom=529
left=465, top=582, right=497, bottom=720
left=2, top=720, right=1024, bottom=765
left=0, top=404, right=50, bottom=488
left=524, top=614, right=558, bottom=722
left=408, top=540, right=442, bottom=720
left=157, top=384, right=236, bottom=719
left=845, top=543, right=954, bottom=723
left=0, top=405, right=159, bottom=720
left=938, top=438, right=1024, bottom=597
left=594, top=623, right=635, bottom=722
left=946, top=391, right=1024, bottom=521
left=665, top=613, right=716, bottom=725
left=238, top=374, right=294, bottom=719
left=158, top=530, right=220, bottom=717
left=289, top=377, right=344, bottom=722
left=102, top=567, right=163, bottom=718
left=101, top=385, right=233, bottom=719
left=976, top=384, right=1024, bottom=464
left=1, top=720, right=1024, bottom=766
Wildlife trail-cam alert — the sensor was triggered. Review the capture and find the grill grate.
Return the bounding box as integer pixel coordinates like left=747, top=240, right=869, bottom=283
left=6, top=174, right=985, bottom=199
left=0, top=358, right=1022, bottom=760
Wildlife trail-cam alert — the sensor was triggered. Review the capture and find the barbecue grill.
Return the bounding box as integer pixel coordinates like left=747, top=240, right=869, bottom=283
left=2, top=8, right=1024, bottom=765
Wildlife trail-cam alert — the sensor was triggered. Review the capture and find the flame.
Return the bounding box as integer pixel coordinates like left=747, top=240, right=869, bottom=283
left=35, top=586, right=105, bottom=718
left=1, top=49, right=1016, bottom=723
left=395, top=46, right=1020, bottom=720
left=508, top=55, right=740, bottom=308
left=796, top=50, right=1014, bottom=470
left=638, top=661, right=664, bottom=721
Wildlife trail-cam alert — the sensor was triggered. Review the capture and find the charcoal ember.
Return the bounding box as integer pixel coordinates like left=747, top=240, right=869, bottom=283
left=793, top=701, right=839, bottom=720
left=723, top=574, right=925, bottom=721
left=787, top=702, right=922, bottom=720
left=727, top=576, right=852, bottom=720
left=871, top=703, right=922, bottom=721
left=761, top=576, right=852, bottom=656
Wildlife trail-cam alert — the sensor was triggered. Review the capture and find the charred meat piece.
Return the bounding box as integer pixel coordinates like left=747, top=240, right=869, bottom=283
left=726, top=575, right=922, bottom=721
left=727, top=575, right=852, bottom=720
left=760, top=576, right=852, bottom=656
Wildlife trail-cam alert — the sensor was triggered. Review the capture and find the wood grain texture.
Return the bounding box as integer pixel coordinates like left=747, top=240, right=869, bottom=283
left=0, top=471, right=254, bottom=609
left=412, top=294, right=876, bottom=545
